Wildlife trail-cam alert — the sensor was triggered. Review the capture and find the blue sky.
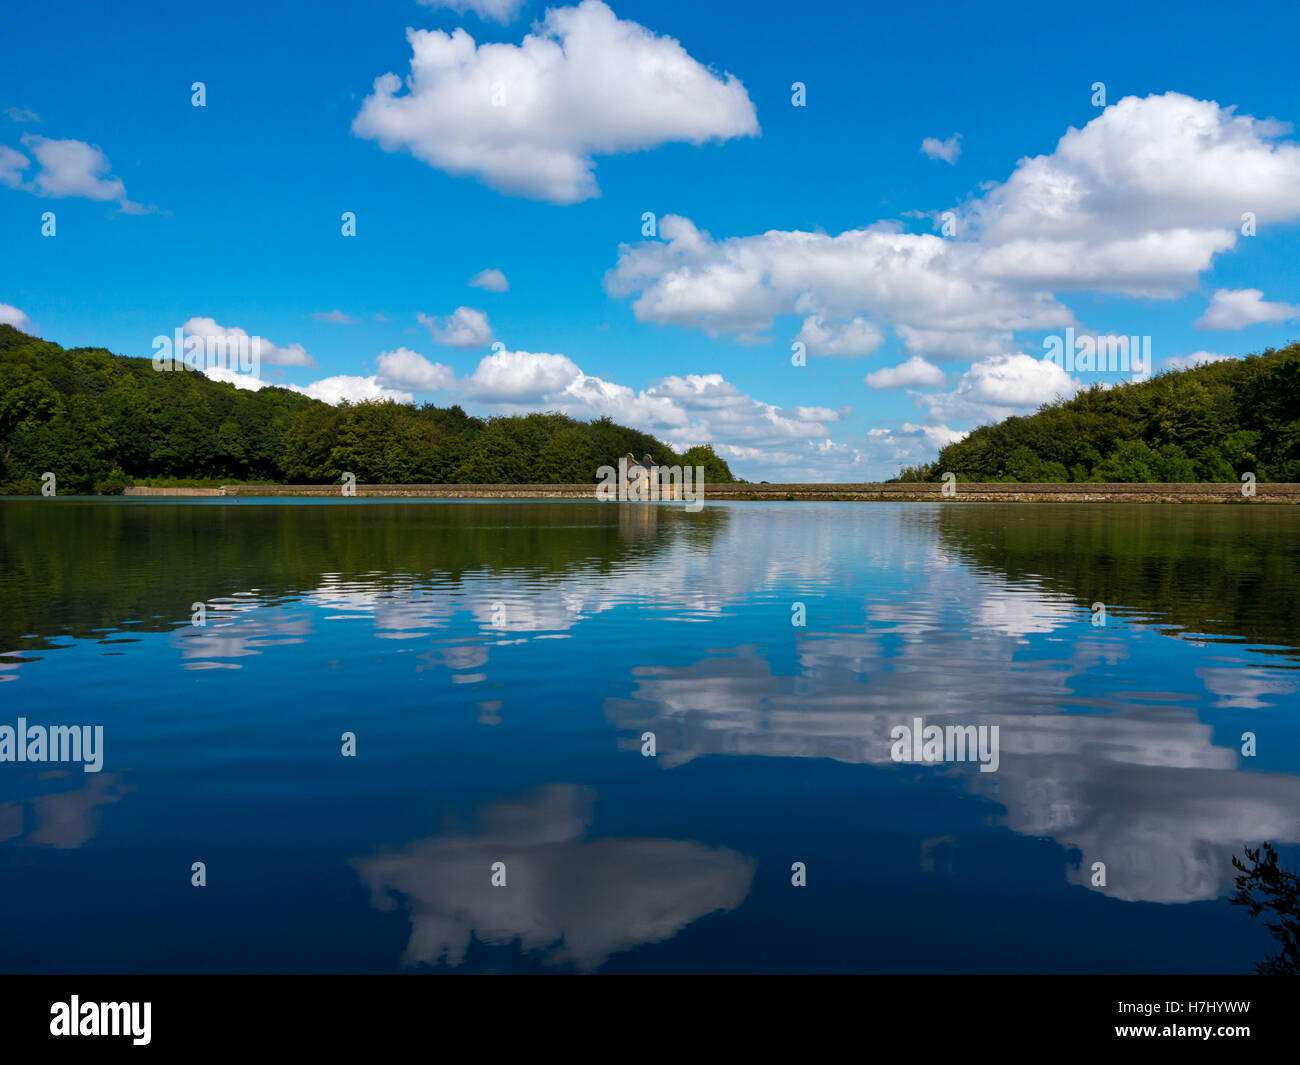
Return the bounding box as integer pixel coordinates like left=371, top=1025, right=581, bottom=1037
left=2, top=0, right=1298, bottom=480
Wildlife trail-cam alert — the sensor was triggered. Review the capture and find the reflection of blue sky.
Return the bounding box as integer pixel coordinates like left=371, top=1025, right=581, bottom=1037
left=603, top=542, right=1300, bottom=904
left=352, top=784, right=754, bottom=971
left=154, top=504, right=841, bottom=672
left=5, top=503, right=1297, bottom=932
left=127, top=504, right=1300, bottom=911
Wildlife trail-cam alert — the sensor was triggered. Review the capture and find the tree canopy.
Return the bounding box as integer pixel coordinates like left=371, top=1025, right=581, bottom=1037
left=894, top=344, right=1300, bottom=483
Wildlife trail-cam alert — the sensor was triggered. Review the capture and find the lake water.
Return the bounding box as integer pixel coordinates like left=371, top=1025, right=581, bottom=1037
left=1, top=498, right=1298, bottom=973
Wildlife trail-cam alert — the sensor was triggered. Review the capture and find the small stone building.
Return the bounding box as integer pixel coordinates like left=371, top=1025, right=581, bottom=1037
left=621, top=453, right=684, bottom=500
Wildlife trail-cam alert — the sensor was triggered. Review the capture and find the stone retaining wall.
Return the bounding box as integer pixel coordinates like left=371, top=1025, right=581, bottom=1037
left=115, top=483, right=1300, bottom=502
left=124, top=486, right=226, bottom=496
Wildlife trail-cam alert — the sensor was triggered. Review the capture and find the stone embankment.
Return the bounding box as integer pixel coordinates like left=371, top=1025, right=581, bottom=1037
left=121, top=483, right=1300, bottom=502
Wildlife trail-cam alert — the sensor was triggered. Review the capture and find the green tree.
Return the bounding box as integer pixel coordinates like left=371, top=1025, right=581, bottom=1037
left=1230, top=843, right=1300, bottom=975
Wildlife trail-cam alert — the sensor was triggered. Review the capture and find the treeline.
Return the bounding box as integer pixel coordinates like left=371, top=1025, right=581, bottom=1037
left=895, top=343, right=1300, bottom=483
left=0, top=326, right=733, bottom=493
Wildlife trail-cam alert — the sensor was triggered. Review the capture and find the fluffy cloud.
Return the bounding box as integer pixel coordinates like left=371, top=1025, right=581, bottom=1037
left=260, top=337, right=941, bottom=479
left=605, top=214, right=1075, bottom=344
left=462, top=348, right=582, bottom=402
left=920, top=133, right=961, bottom=164
left=606, top=93, right=1300, bottom=352
left=269, top=325, right=1015, bottom=479
left=283, top=346, right=455, bottom=402
left=1163, top=350, right=1235, bottom=371
left=0, top=303, right=31, bottom=330
left=3, top=107, right=39, bottom=123
left=865, top=356, right=946, bottom=389
left=458, top=348, right=684, bottom=430
left=1195, top=288, right=1299, bottom=330
left=313, top=309, right=357, bottom=324
left=290, top=375, right=413, bottom=405
left=917, top=353, right=1077, bottom=425
left=417, top=0, right=527, bottom=22
left=792, top=405, right=849, bottom=423
left=795, top=315, right=884, bottom=357
left=203, top=366, right=270, bottom=392
left=453, top=347, right=836, bottom=466
left=469, top=267, right=509, bottom=292
left=962, top=93, right=1300, bottom=298
left=17, top=134, right=148, bottom=213
left=861, top=421, right=967, bottom=463
left=183, top=317, right=316, bottom=368
left=760, top=421, right=971, bottom=482
left=0, top=145, right=28, bottom=187
left=970, top=95, right=1300, bottom=249
left=375, top=347, right=455, bottom=392
left=896, top=326, right=1014, bottom=361
left=418, top=306, right=494, bottom=348
left=353, top=0, right=758, bottom=203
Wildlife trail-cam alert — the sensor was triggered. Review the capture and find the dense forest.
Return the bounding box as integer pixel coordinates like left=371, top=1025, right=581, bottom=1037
left=896, top=343, right=1300, bottom=483
left=0, top=326, right=733, bottom=494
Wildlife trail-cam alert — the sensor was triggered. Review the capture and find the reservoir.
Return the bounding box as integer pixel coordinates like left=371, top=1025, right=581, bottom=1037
left=1, top=498, right=1297, bottom=973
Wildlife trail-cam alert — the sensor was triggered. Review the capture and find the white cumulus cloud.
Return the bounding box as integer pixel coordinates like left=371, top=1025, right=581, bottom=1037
left=469, top=267, right=509, bottom=292
left=183, top=317, right=316, bottom=368
left=795, top=315, right=884, bottom=357
left=18, top=134, right=149, bottom=213
left=0, top=303, right=32, bottom=330
left=451, top=348, right=837, bottom=471
left=0, top=145, right=29, bottom=187
left=865, top=357, right=946, bottom=389
left=918, top=353, right=1078, bottom=425
left=203, top=366, right=270, bottom=392
left=606, top=93, right=1300, bottom=353
left=1163, top=351, right=1235, bottom=371
left=417, top=0, right=527, bottom=23
left=606, top=214, right=1075, bottom=344
left=290, top=376, right=413, bottom=405
left=920, top=133, right=961, bottom=164
left=352, top=0, right=759, bottom=203
left=1195, top=288, right=1300, bottom=330
left=462, top=348, right=583, bottom=402
left=376, top=347, right=456, bottom=392
left=418, top=306, right=495, bottom=348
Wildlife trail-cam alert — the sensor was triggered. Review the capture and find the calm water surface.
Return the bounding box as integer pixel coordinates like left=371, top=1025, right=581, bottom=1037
left=1, top=498, right=1298, bottom=973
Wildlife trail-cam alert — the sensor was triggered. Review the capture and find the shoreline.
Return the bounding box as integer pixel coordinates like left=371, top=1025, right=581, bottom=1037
left=117, top=483, right=1300, bottom=503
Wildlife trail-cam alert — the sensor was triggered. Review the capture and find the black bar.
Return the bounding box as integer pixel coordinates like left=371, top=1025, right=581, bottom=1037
left=0, top=975, right=1290, bottom=1052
